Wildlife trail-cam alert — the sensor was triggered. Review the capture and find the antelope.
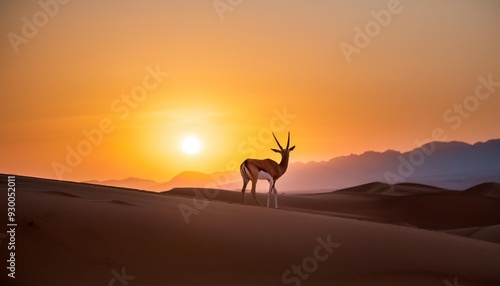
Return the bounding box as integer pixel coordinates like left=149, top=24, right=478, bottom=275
left=240, top=132, right=295, bottom=208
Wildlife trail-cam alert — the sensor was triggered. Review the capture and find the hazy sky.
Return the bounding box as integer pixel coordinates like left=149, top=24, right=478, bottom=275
left=1, top=0, right=499, bottom=182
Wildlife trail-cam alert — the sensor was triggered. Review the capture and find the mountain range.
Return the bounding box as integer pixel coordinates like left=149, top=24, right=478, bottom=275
left=86, top=139, right=500, bottom=192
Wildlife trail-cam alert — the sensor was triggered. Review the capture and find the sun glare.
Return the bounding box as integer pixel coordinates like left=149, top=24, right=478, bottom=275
left=181, top=136, right=202, bottom=155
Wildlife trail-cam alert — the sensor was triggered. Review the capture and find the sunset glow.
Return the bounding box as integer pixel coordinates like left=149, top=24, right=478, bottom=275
left=1, top=1, right=499, bottom=183
left=181, top=136, right=202, bottom=155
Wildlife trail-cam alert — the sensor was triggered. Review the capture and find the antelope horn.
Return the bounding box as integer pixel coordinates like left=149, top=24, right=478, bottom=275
left=272, top=132, right=283, bottom=150
left=286, top=132, right=290, bottom=149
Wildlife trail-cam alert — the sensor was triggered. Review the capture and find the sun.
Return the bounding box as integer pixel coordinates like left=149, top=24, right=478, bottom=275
left=181, top=135, right=202, bottom=155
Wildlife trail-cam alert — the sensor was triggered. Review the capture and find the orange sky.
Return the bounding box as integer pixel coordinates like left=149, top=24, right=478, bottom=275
left=1, top=0, right=500, bottom=183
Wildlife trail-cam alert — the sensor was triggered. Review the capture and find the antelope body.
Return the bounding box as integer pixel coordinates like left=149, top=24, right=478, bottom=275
left=240, top=132, right=295, bottom=208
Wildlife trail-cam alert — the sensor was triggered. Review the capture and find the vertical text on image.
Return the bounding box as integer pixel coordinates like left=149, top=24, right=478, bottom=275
left=6, top=175, right=17, bottom=279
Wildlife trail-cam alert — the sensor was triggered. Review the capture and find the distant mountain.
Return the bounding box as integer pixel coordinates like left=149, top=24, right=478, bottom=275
left=85, top=177, right=158, bottom=191
left=151, top=171, right=216, bottom=191
left=277, top=139, right=500, bottom=191
left=89, top=139, right=500, bottom=192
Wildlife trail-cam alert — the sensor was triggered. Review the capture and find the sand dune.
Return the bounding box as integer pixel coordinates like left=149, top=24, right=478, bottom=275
left=334, top=182, right=455, bottom=196
left=378, top=193, right=500, bottom=229
left=463, top=182, right=500, bottom=199
left=444, top=224, right=500, bottom=244
left=167, top=182, right=500, bottom=230
left=1, top=174, right=500, bottom=285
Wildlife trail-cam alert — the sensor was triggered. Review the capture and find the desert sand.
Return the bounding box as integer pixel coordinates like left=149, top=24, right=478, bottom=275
left=1, top=174, right=500, bottom=285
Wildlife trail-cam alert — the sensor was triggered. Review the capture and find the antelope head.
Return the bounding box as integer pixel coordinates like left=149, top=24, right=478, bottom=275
left=271, top=132, right=295, bottom=156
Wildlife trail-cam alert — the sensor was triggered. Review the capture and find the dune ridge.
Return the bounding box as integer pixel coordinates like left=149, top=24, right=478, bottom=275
left=166, top=182, right=500, bottom=231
